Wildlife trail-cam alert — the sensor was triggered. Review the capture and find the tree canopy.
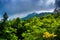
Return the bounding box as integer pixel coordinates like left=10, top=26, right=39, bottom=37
left=0, top=12, right=60, bottom=40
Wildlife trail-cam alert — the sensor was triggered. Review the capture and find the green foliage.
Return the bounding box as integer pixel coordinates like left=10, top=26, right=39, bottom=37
left=0, top=12, right=60, bottom=40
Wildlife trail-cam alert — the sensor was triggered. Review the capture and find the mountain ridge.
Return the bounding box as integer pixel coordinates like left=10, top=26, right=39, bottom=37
left=22, top=12, right=53, bottom=20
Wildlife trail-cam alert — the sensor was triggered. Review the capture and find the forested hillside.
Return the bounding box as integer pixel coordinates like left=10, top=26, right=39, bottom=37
left=0, top=12, right=60, bottom=40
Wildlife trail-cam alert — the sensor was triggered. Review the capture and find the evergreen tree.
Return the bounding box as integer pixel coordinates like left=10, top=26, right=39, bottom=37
left=0, top=12, right=8, bottom=31
left=3, top=12, right=8, bottom=23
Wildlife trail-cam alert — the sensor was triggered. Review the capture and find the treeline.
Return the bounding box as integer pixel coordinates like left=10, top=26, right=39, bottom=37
left=0, top=12, right=60, bottom=40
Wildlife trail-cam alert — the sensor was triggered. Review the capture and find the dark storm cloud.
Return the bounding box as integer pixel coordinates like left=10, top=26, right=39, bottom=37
left=55, top=0, right=60, bottom=7
left=0, top=0, right=55, bottom=18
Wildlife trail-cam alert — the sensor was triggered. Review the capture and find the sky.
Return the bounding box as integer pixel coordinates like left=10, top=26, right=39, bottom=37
left=0, top=0, right=55, bottom=19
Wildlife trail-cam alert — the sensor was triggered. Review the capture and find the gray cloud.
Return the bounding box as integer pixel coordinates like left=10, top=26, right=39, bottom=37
left=0, top=0, right=55, bottom=18
left=55, top=0, right=60, bottom=7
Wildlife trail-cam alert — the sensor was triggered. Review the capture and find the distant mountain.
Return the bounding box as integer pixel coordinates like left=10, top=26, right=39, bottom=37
left=22, top=12, right=37, bottom=20
left=22, top=12, right=53, bottom=20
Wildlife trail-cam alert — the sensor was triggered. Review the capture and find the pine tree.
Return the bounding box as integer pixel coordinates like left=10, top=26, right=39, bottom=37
left=3, top=12, right=8, bottom=23
left=0, top=12, right=8, bottom=30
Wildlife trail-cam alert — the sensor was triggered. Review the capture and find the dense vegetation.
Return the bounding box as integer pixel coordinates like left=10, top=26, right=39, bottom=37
left=0, top=12, right=60, bottom=40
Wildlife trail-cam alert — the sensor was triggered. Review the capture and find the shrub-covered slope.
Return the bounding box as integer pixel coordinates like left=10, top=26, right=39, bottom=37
left=0, top=12, right=60, bottom=40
